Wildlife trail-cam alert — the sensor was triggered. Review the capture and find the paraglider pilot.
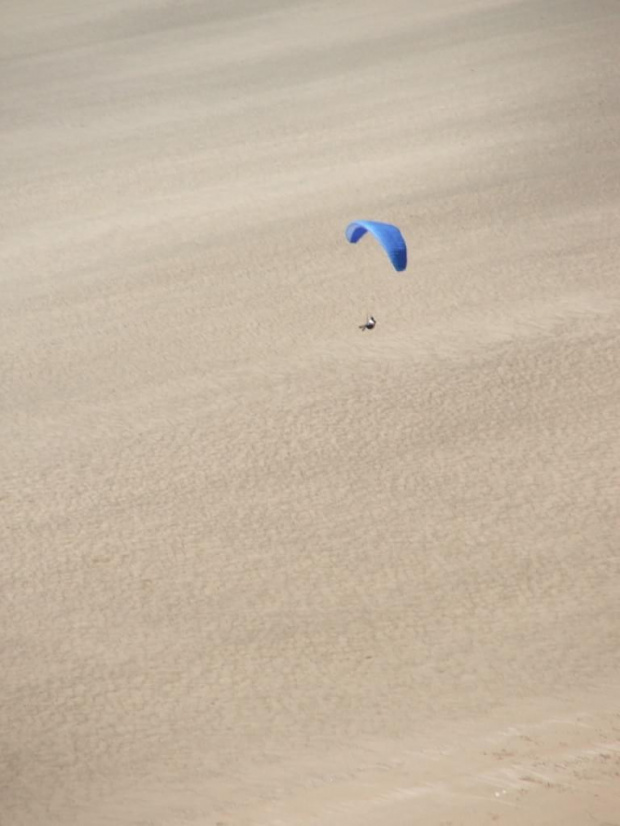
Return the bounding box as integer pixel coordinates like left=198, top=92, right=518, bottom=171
left=359, top=314, right=376, bottom=331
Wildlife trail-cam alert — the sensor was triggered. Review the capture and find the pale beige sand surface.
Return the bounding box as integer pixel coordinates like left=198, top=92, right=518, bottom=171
left=2, top=1, right=620, bottom=824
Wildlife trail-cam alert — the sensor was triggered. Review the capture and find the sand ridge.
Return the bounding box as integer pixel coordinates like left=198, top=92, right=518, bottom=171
left=2, top=1, right=620, bottom=824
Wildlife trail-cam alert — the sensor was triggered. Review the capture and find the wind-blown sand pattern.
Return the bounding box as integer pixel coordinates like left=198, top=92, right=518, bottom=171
left=2, top=1, right=620, bottom=824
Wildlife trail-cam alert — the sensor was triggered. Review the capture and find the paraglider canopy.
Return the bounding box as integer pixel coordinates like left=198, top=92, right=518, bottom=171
left=345, top=220, right=407, bottom=272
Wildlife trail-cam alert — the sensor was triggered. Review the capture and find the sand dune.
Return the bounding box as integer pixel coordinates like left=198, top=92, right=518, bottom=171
left=2, top=1, right=620, bottom=824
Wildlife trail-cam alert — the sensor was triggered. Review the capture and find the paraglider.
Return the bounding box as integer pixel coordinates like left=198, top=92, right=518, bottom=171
left=345, top=220, right=407, bottom=331
left=359, top=314, right=376, bottom=331
left=345, top=220, right=407, bottom=273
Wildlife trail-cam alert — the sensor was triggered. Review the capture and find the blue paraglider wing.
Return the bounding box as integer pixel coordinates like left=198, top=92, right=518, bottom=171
left=345, top=220, right=407, bottom=272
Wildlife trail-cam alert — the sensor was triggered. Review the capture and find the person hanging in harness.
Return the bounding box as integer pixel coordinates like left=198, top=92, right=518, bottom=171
left=359, top=314, right=376, bottom=331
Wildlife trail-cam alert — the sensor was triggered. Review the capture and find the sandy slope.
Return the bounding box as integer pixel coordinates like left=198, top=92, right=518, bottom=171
left=2, top=1, right=620, bottom=823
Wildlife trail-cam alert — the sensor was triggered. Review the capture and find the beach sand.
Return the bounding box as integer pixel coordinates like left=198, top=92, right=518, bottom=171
left=2, top=1, right=620, bottom=823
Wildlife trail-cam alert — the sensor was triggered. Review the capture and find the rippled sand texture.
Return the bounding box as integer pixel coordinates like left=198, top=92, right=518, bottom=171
left=2, top=1, right=620, bottom=824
